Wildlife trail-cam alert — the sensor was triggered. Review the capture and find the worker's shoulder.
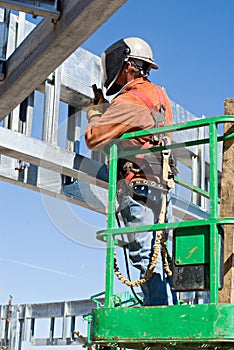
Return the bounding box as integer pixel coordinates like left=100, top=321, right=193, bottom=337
left=111, top=91, right=144, bottom=107
left=112, top=79, right=157, bottom=105
left=139, top=80, right=169, bottom=105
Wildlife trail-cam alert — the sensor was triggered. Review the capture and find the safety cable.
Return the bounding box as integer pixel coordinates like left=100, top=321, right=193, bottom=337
left=114, top=194, right=172, bottom=289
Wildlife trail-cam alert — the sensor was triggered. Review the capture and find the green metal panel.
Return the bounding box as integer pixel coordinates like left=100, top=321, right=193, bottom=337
left=92, top=304, right=234, bottom=349
left=174, top=226, right=209, bottom=265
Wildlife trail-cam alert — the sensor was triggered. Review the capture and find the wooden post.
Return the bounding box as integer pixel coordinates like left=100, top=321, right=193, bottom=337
left=219, top=98, right=234, bottom=303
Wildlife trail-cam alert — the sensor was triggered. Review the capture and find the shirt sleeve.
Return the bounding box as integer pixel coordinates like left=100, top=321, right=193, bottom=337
left=85, top=97, right=155, bottom=151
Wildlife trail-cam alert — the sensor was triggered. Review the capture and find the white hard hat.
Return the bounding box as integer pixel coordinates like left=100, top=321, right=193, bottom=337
left=101, top=37, right=158, bottom=96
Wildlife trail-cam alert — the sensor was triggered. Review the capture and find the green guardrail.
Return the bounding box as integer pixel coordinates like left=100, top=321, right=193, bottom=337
left=98, top=115, right=234, bottom=308
left=92, top=116, right=234, bottom=349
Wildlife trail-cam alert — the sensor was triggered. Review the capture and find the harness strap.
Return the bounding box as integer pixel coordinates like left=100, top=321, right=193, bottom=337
left=120, top=85, right=174, bottom=186
left=135, top=140, right=151, bottom=159
left=128, top=85, right=166, bottom=128
left=128, top=89, right=155, bottom=110
left=125, top=171, right=136, bottom=183
left=162, top=152, right=169, bottom=182
left=155, top=85, right=165, bottom=108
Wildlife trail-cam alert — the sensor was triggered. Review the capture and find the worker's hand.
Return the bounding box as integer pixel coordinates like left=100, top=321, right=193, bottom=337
left=86, top=97, right=109, bottom=122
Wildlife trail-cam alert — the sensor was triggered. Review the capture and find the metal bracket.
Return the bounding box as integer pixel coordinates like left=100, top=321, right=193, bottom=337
left=0, top=0, right=61, bottom=21
left=0, top=10, right=10, bottom=80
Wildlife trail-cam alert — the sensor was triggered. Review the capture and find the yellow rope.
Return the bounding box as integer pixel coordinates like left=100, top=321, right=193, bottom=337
left=114, top=193, right=172, bottom=286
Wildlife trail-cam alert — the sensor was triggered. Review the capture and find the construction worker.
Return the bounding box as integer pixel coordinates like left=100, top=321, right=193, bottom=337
left=85, top=37, right=177, bottom=306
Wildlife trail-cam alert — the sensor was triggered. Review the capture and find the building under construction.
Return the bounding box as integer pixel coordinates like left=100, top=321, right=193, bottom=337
left=0, top=1, right=233, bottom=350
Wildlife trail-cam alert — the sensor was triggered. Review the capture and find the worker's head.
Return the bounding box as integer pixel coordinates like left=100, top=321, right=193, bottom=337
left=101, top=37, right=158, bottom=96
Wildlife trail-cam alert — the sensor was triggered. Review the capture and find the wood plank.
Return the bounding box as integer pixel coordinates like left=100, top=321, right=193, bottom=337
left=0, top=0, right=127, bottom=119
left=219, top=98, right=234, bottom=303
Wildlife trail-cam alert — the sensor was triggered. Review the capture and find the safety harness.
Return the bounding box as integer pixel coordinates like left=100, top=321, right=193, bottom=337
left=118, top=84, right=178, bottom=194
left=114, top=85, right=177, bottom=288
left=129, top=85, right=166, bottom=128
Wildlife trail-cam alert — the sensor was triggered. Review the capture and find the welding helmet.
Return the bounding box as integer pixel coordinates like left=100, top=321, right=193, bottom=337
left=101, top=37, right=158, bottom=96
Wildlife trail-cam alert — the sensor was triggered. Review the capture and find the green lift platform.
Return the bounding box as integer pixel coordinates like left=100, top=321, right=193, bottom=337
left=92, top=116, right=234, bottom=349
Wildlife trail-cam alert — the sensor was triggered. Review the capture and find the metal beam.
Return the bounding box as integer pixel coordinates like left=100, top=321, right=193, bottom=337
left=0, top=0, right=60, bottom=20
left=0, top=0, right=127, bottom=119
left=0, top=298, right=105, bottom=349
left=0, top=127, right=210, bottom=222
left=0, top=126, right=108, bottom=188
left=0, top=9, right=10, bottom=80
left=0, top=167, right=107, bottom=213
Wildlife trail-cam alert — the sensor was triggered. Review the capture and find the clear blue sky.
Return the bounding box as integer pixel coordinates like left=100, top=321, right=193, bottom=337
left=0, top=0, right=233, bottom=306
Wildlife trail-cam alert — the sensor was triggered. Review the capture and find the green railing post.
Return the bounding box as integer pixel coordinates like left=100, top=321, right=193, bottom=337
left=105, top=143, right=118, bottom=308
left=83, top=314, right=93, bottom=344
left=209, top=121, right=219, bottom=303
